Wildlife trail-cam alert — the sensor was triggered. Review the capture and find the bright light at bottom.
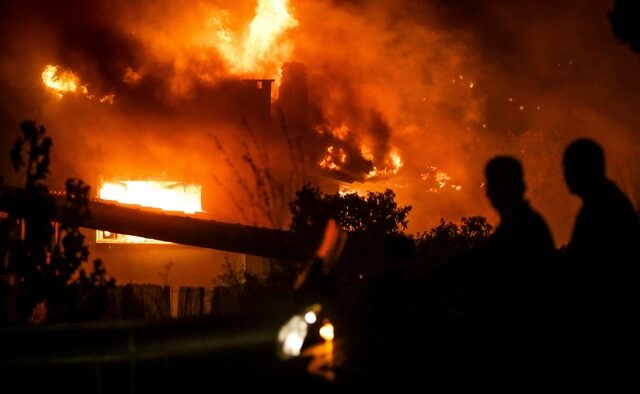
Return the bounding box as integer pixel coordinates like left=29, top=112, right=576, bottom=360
left=278, top=315, right=308, bottom=357
left=283, top=333, right=304, bottom=357
left=319, top=322, right=334, bottom=341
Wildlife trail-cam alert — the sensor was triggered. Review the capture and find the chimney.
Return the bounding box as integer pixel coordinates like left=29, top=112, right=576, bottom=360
left=278, top=62, right=309, bottom=135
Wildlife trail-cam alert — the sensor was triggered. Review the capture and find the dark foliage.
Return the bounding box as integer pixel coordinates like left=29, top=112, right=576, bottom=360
left=287, top=184, right=413, bottom=305
left=0, top=121, right=114, bottom=324
left=609, top=0, right=640, bottom=54
left=289, top=184, right=411, bottom=236
left=415, top=216, right=493, bottom=272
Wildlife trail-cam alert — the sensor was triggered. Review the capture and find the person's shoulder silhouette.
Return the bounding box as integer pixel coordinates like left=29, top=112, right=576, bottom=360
left=485, top=156, right=555, bottom=253
left=563, top=138, right=640, bottom=262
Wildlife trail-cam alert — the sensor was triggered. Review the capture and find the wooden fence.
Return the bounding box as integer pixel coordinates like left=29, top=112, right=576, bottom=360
left=107, top=284, right=243, bottom=319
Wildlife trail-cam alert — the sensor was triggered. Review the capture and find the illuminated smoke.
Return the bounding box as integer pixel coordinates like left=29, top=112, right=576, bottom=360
left=0, top=0, right=638, bottom=243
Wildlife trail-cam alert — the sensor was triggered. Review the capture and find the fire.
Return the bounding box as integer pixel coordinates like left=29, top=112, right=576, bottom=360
left=209, top=0, right=298, bottom=77
left=360, top=145, right=374, bottom=162
left=330, top=124, right=349, bottom=140
left=366, top=150, right=403, bottom=179
left=435, top=171, right=451, bottom=189
left=420, top=166, right=462, bottom=192
left=339, top=184, right=364, bottom=196
left=319, top=146, right=346, bottom=171
left=96, top=181, right=203, bottom=244
left=98, top=181, right=202, bottom=214
left=42, top=64, right=115, bottom=103
left=41, top=65, right=81, bottom=98
left=390, top=151, right=403, bottom=171
left=314, top=124, right=350, bottom=140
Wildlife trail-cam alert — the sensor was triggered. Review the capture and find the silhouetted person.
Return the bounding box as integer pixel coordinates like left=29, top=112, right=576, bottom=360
left=447, top=156, right=560, bottom=386
left=564, top=138, right=639, bottom=264
left=485, top=156, right=556, bottom=259
left=563, top=138, right=639, bottom=386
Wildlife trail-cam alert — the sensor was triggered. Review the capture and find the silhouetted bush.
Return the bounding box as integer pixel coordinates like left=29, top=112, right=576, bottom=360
left=415, top=216, right=493, bottom=272
left=0, top=120, right=114, bottom=324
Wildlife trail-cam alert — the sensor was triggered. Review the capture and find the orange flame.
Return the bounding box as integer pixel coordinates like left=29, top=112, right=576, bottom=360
left=330, top=124, right=349, bottom=140
left=41, top=65, right=80, bottom=98
left=42, top=64, right=115, bottom=103
left=366, top=149, right=403, bottom=179
left=420, top=166, right=462, bottom=192
left=319, top=146, right=346, bottom=171
left=98, top=181, right=203, bottom=214
left=209, top=0, right=298, bottom=77
left=360, top=145, right=374, bottom=162
left=96, top=180, right=203, bottom=244
left=390, top=152, right=403, bottom=171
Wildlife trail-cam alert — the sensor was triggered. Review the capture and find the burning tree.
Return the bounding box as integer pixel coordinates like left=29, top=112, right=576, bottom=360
left=0, top=121, right=114, bottom=324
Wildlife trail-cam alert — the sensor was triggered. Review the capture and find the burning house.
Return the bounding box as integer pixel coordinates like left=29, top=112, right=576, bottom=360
left=34, top=51, right=342, bottom=318
left=81, top=71, right=304, bottom=316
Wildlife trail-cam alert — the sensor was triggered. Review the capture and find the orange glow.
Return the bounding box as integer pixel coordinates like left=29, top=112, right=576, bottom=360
left=360, top=145, right=374, bottom=162
left=99, top=93, right=115, bottom=104
left=366, top=149, right=403, bottom=179
left=41, top=65, right=80, bottom=98
left=96, top=180, right=203, bottom=244
left=390, top=151, right=403, bottom=171
left=98, top=181, right=202, bottom=214
left=421, top=166, right=462, bottom=192
left=435, top=171, right=451, bottom=189
left=42, top=64, right=114, bottom=103
left=319, top=321, right=334, bottom=342
left=331, top=124, right=349, bottom=140
left=319, top=146, right=346, bottom=171
left=209, top=0, right=298, bottom=77
left=314, top=124, right=349, bottom=140
left=338, top=184, right=358, bottom=196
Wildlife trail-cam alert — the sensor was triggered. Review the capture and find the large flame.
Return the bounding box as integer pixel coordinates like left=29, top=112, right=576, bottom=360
left=96, top=180, right=203, bottom=244
left=98, top=181, right=202, bottom=214
left=210, top=0, right=298, bottom=76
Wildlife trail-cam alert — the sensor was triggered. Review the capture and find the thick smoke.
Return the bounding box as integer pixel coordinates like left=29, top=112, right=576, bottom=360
left=1, top=0, right=638, bottom=244
left=293, top=0, right=640, bottom=242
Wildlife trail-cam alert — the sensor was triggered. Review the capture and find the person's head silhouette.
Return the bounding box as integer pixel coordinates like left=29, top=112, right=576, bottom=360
left=485, top=156, right=525, bottom=215
left=563, top=138, right=606, bottom=197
